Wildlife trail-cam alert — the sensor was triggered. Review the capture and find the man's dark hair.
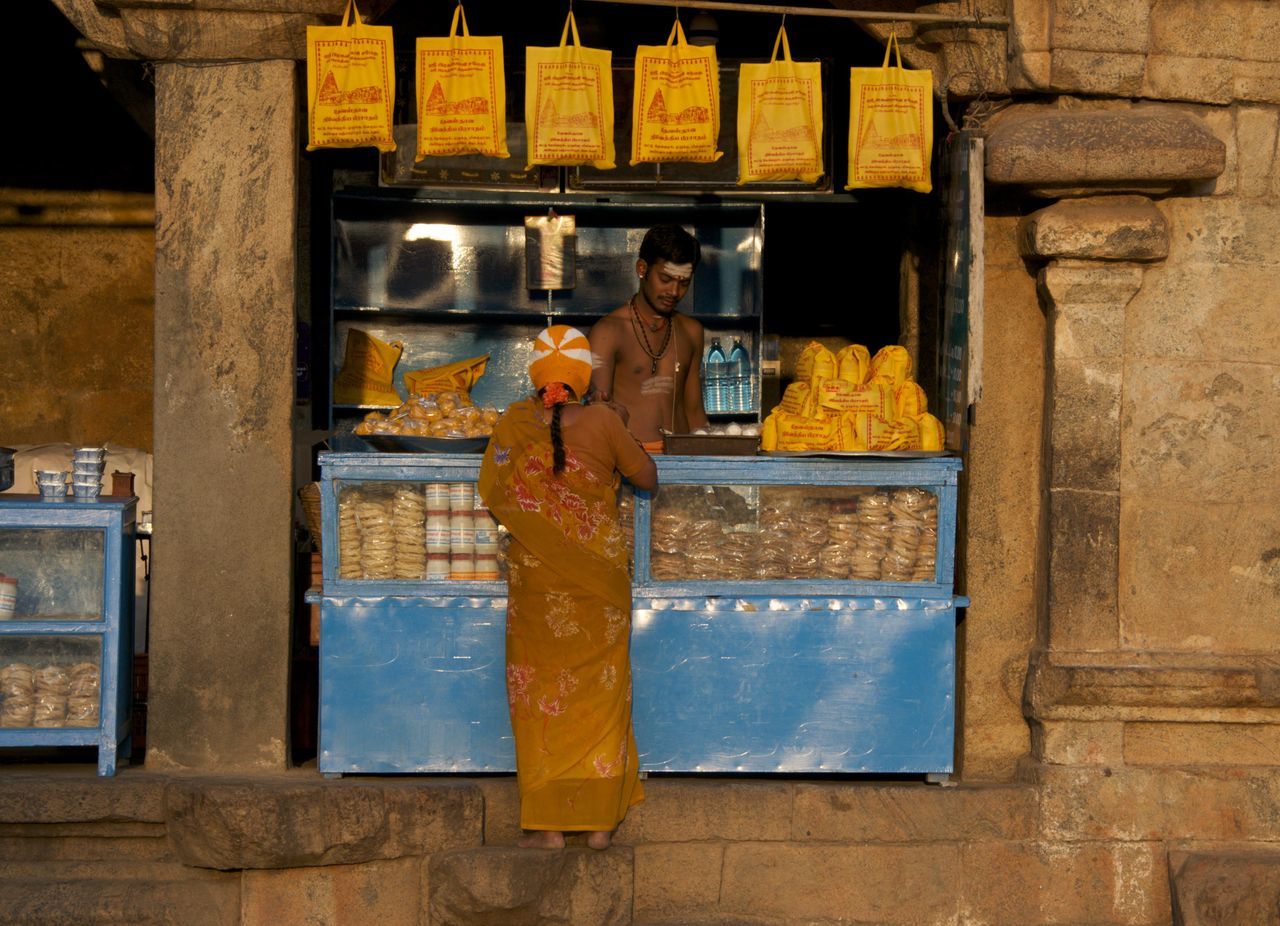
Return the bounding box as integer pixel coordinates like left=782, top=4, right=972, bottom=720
left=639, top=224, right=701, bottom=270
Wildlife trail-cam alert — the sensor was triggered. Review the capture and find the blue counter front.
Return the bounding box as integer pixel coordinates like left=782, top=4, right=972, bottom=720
left=316, top=453, right=963, bottom=777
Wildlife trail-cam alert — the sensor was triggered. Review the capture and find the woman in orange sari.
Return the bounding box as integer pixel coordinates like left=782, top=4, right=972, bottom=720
left=479, top=325, right=657, bottom=850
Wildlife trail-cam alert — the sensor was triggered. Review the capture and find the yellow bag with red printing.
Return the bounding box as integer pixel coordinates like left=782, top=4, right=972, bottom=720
left=759, top=340, right=945, bottom=452
left=632, top=18, right=723, bottom=165
left=415, top=4, right=509, bottom=160
left=306, top=0, right=396, bottom=152
left=525, top=12, right=615, bottom=169
left=846, top=33, right=932, bottom=193
left=737, top=26, right=823, bottom=184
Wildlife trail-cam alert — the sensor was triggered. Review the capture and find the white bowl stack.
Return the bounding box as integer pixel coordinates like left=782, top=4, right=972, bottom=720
left=71, top=448, right=106, bottom=501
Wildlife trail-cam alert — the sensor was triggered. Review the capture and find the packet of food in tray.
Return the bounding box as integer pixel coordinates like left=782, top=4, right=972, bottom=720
left=403, top=354, right=489, bottom=396
left=333, top=329, right=404, bottom=406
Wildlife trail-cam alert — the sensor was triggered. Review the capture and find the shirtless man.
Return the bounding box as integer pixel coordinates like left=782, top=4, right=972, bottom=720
left=587, top=225, right=710, bottom=450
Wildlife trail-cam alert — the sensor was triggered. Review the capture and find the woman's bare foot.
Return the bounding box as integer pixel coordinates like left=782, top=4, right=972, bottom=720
left=518, top=830, right=565, bottom=849
left=586, top=830, right=613, bottom=850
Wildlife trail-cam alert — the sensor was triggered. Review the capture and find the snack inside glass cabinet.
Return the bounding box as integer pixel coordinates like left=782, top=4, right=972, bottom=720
left=650, top=484, right=939, bottom=583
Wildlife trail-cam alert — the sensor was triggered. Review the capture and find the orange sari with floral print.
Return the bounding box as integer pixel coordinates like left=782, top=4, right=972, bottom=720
left=478, top=398, right=645, bottom=831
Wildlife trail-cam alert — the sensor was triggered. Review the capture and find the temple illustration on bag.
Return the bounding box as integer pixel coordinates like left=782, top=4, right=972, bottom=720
left=421, top=81, right=490, bottom=115
left=539, top=97, right=599, bottom=129
left=645, top=89, right=710, bottom=125
left=317, top=71, right=383, bottom=105
left=858, top=116, right=922, bottom=151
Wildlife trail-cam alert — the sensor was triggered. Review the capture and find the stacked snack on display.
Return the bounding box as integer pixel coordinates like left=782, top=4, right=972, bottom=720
left=0, top=661, right=99, bottom=729
left=650, top=485, right=940, bottom=583
left=337, top=483, right=515, bottom=581
left=760, top=341, right=947, bottom=452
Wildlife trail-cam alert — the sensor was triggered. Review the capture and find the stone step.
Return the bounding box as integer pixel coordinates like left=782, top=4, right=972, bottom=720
left=0, top=869, right=240, bottom=926
left=0, top=828, right=173, bottom=862
left=428, top=845, right=634, bottom=926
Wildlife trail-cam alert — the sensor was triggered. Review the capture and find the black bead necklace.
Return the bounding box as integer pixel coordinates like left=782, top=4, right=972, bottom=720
left=630, top=294, right=673, bottom=374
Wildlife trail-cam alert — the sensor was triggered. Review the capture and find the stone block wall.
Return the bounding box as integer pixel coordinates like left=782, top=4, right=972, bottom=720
left=0, top=191, right=154, bottom=450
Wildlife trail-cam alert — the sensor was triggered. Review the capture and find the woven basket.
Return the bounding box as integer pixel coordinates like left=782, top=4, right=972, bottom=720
left=298, top=482, right=323, bottom=551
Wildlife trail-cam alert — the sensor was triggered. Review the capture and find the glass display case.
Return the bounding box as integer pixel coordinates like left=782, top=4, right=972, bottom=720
left=317, top=451, right=963, bottom=777
left=0, top=497, right=136, bottom=775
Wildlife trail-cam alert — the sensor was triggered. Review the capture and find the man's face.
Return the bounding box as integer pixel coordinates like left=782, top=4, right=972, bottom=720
left=637, top=258, right=693, bottom=315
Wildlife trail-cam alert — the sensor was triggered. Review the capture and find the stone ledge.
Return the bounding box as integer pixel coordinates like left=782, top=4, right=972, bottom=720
left=0, top=771, right=166, bottom=824
left=1020, top=196, right=1169, bottom=262
left=0, top=871, right=241, bottom=926
left=165, top=777, right=484, bottom=870
left=986, top=107, right=1225, bottom=195
left=1026, top=648, right=1280, bottom=720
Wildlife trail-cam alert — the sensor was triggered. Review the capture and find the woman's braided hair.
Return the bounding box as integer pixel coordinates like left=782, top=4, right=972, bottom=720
left=540, top=382, right=571, bottom=474
left=549, top=403, right=566, bottom=474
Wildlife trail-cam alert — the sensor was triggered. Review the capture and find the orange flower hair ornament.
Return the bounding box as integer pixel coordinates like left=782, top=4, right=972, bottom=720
left=541, top=382, right=571, bottom=408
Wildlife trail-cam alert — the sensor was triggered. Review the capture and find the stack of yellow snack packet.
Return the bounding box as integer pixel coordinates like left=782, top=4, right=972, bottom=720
left=760, top=341, right=945, bottom=452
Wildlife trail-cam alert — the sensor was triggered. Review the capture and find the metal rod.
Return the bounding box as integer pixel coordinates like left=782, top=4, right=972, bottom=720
left=579, top=0, right=1009, bottom=28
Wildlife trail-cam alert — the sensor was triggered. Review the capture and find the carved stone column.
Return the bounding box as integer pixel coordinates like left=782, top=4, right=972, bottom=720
left=146, top=59, right=298, bottom=770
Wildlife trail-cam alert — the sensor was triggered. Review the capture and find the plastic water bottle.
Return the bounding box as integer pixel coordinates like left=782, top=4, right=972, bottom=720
left=728, top=339, right=750, bottom=412
left=704, top=339, right=726, bottom=414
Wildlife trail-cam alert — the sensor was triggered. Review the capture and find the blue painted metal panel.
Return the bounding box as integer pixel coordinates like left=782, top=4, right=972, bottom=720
left=319, top=597, right=513, bottom=774
left=630, top=598, right=955, bottom=774
left=0, top=498, right=134, bottom=775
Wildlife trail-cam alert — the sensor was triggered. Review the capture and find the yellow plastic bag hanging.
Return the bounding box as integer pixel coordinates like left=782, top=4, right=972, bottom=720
left=525, top=12, right=615, bottom=170
left=737, top=25, right=823, bottom=184
left=415, top=4, right=509, bottom=160
left=632, top=18, right=723, bottom=165
left=333, top=329, right=404, bottom=406
left=846, top=33, right=932, bottom=193
left=306, top=0, right=396, bottom=152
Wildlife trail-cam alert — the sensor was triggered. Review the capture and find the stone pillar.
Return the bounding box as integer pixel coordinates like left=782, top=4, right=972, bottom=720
left=147, top=60, right=298, bottom=770
left=1038, top=260, right=1143, bottom=652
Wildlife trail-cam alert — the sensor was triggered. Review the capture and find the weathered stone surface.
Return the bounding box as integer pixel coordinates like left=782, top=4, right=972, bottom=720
left=617, top=780, right=793, bottom=844
left=1141, top=55, right=1235, bottom=105
left=791, top=782, right=1038, bottom=841
left=633, top=843, right=724, bottom=923
left=241, top=858, right=421, bottom=926
left=1032, top=719, right=1124, bottom=765
left=962, top=840, right=1169, bottom=924
left=1021, top=197, right=1169, bottom=262
left=0, top=869, right=241, bottom=926
left=475, top=777, right=522, bottom=846
left=1122, top=360, right=1280, bottom=498
left=1038, top=764, right=1280, bottom=842
left=0, top=772, right=166, bottom=824
left=165, top=779, right=483, bottom=869
left=1048, top=488, right=1120, bottom=652
left=961, top=217, right=1045, bottom=781
left=0, top=223, right=154, bottom=450
left=1050, top=0, right=1150, bottom=55
left=1126, top=722, right=1280, bottom=766
left=0, top=832, right=174, bottom=863
left=1051, top=49, right=1147, bottom=98
left=1119, top=493, right=1280, bottom=653
left=1200, top=106, right=1239, bottom=196
left=1149, top=0, right=1280, bottom=63
left=718, top=844, right=959, bottom=924
left=1235, top=105, right=1280, bottom=199
left=51, top=0, right=366, bottom=61
left=1171, top=850, right=1280, bottom=926
left=428, top=846, right=632, bottom=926
left=147, top=60, right=297, bottom=772
left=1126, top=265, right=1280, bottom=363
left=1159, top=197, right=1280, bottom=269
left=986, top=108, right=1226, bottom=193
